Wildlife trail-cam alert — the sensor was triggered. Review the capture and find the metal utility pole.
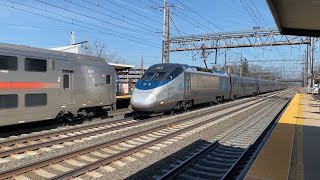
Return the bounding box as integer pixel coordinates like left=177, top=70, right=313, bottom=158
left=304, top=50, right=308, bottom=87
left=162, top=0, right=170, bottom=63
left=224, top=50, right=227, bottom=71
left=215, top=48, right=218, bottom=64
left=310, top=37, right=315, bottom=87
left=201, top=50, right=208, bottom=69
left=71, top=31, right=75, bottom=45
left=240, top=54, right=243, bottom=77
left=141, top=56, right=144, bottom=74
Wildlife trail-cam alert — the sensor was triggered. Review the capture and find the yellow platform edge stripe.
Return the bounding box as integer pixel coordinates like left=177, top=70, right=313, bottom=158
left=244, top=93, right=303, bottom=180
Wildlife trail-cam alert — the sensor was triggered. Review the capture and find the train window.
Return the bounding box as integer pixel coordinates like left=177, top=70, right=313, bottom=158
left=152, top=72, right=166, bottom=80
left=25, top=58, right=47, bottom=72
left=167, top=67, right=183, bottom=80
left=0, top=94, right=18, bottom=109
left=106, top=75, right=111, bottom=84
left=63, top=74, right=69, bottom=89
left=141, top=72, right=154, bottom=80
left=0, top=55, right=18, bottom=71
left=25, top=93, right=47, bottom=107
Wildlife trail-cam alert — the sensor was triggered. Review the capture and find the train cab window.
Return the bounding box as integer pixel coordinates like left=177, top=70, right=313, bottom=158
left=25, top=93, right=47, bottom=107
left=0, top=55, right=18, bottom=71
left=63, top=74, right=70, bottom=89
left=153, top=72, right=166, bottom=80
left=25, top=58, right=47, bottom=72
left=0, top=94, right=18, bottom=109
left=106, top=75, right=111, bottom=84
left=141, top=71, right=166, bottom=81
left=167, top=67, right=183, bottom=80
left=141, top=72, right=155, bottom=80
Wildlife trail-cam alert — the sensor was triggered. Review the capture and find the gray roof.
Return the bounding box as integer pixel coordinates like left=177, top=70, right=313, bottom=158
left=0, top=42, right=105, bottom=62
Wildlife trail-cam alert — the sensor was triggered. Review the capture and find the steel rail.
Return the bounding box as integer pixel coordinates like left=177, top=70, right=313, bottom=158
left=0, top=96, right=268, bottom=179
left=157, top=91, right=292, bottom=180
left=0, top=91, right=278, bottom=159
left=222, top=99, right=290, bottom=179
left=157, top=101, right=280, bottom=179
left=50, top=99, right=267, bottom=180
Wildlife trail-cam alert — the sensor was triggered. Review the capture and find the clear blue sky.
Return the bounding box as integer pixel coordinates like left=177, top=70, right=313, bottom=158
left=0, top=0, right=316, bottom=79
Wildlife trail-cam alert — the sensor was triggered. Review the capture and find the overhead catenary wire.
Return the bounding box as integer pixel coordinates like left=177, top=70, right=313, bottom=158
left=240, top=0, right=264, bottom=28
left=173, top=0, right=262, bottom=60
left=101, top=0, right=182, bottom=36
left=170, top=16, right=182, bottom=36
left=1, top=1, right=161, bottom=48
left=80, top=0, right=163, bottom=33
left=136, top=0, right=186, bottom=36
left=34, top=0, right=158, bottom=39
left=172, top=8, right=211, bottom=33
left=240, top=0, right=289, bottom=61
left=175, top=0, right=223, bottom=32
left=102, top=0, right=163, bottom=26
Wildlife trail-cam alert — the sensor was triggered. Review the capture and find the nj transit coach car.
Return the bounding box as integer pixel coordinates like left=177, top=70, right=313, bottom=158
left=0, top=43, right=116, bottom=126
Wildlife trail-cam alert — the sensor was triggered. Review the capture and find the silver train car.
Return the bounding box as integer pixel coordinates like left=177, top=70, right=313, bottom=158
left=131, top=63, right=287, bottom=113
left=0, top=43, right=116, bottom=126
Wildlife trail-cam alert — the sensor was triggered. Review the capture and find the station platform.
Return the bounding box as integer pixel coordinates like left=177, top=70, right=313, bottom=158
left=245, top=93, right=320, bottom=180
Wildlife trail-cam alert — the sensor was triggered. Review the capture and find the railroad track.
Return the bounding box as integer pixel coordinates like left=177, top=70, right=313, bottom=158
left=0, top=108, right=134, bottom=138
left=157, top=93, right=291, bottom=180
left=0, top=90, right=290, bottom=179
left=0, top=90, right=285, bottom=163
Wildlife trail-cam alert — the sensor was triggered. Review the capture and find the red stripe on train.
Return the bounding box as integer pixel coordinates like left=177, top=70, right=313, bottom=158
left=0, top=82, right=56, bottom=89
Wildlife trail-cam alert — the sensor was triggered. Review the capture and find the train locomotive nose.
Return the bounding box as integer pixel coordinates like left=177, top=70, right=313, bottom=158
left=131, top=91, right=157, bottom=111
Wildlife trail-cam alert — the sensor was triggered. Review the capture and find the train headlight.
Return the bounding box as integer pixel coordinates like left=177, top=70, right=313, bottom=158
left=160, top=101, right=165, bottom=105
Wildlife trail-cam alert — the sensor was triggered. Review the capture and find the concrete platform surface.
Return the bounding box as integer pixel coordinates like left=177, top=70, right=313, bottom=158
left=244, top=93, right=320, bottom=180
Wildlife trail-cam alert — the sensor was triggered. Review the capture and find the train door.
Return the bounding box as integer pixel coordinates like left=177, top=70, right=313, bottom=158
left=184, top=73, right=191, bottom=99
left=61, top=70, right=74, bottom=104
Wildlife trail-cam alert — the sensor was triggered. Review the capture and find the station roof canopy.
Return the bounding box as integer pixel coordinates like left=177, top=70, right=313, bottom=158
left=109, top=62, right=135, bottom=71
left=267, top=0, right=320, bottom=37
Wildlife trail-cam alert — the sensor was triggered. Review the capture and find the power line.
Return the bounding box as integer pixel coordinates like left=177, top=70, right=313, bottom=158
left=102, top=0, right=163, bottom=26
left=241, top=0, right=289, bottom=61
left=247, top=0, right=270, bottom=27
left=173, top=8, right=210, bottom=33
left=175, top=0, right=223, bottom=32
left=170, top=17, right=182, bottom=36
left=35, top=0, right=157, bottom=39
left=143, top=0, right=185, bottom=36
left=102, top=0, right=181, bottom=36
left=171, top=11, right=208, bottom=33
left=80, top=0, right=162, bottom=33
left=2, top=1, right=161, bottom=48
left=149, top=0, right=162, bottom=7
left=173, top=0, right=261, bottom=60
left=240, top=0, right=264, bottom=27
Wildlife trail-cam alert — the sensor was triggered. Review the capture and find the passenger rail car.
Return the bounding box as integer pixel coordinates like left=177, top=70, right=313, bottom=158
left=0, top=43, right=116, bottom=126
left=131, top=63, right=287, bottom=113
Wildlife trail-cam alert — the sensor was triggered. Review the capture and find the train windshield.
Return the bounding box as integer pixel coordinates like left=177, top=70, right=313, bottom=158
left=140, top=64, right=185, bottom=81
left=141, top=71, right=166, bottom=81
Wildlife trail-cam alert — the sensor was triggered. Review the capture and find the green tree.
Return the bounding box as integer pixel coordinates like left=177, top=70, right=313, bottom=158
left=242, top=58, right=250, bottom=77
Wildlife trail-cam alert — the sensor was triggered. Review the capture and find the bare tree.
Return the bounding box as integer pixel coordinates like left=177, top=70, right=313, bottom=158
left=82, top=41, right=126, bottom=63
